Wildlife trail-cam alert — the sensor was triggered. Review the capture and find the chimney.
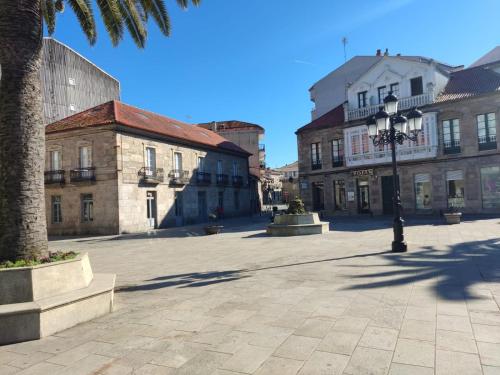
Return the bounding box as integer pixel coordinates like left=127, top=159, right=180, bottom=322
left=384, top=48, right=389, bottom=56
left=376, top=49, right=382, bottom=56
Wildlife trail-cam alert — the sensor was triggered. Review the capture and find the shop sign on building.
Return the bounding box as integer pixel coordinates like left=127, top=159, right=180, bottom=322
left=352, top=169, right=374, bottom=177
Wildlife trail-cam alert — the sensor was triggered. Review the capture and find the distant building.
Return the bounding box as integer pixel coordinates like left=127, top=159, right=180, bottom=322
left=298, top=47, right=500, bottom=216
left=44, top=101, right=251, bottom=235
left=275, top=161, right=299, bottom=203
left=262, top=168, right=283, bottom=205
left=198, top=120, right=266, bottom=212
left=41, top=38, right=120, bottom=124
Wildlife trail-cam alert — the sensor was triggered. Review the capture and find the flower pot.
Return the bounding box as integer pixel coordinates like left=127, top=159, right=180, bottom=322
left=204, top=225, right=223, bottom=235
left=444, top=212, right=462, bottom=224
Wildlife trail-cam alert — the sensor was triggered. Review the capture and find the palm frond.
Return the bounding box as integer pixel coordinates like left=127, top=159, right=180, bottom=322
left=176, top=0, right=201, bottom=9
left=41, top=0, right=56, bottom=35
left=95, top=0, right=124, bottom=46
left=118, top=0, right=147, bottom=48
left=139, top=0, right=170, bottom=36
left=65, top=0, right=96, bottom=44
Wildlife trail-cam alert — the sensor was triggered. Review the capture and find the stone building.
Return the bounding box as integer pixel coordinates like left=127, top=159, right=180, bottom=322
left=297, top=48, right=500, bottom=216
left=197, top=121, right=266, bottom=211
left=40, top=38, right=120, bottom=124
left=44, top=101, right=252, bottom=235
left=275, top=161, right=299, bottom=203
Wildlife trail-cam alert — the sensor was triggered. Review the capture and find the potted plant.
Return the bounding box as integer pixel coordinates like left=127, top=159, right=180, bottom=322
left=204, top=210, right=224, bottom=235
left=444, top=204, right=462, bottom=224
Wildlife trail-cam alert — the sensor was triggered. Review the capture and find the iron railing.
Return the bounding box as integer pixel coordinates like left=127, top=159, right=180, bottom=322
left=138, top=167, right=164, bottom=184
left=232, top=175, right=244, bottom=187
left=196, top=171, right=211, bottom=185
left=70, top=167, right=96, bottom=182
left=168, top=170, right=190, bottom=185
left=216, top=174, right=229, bottom=186
left=44, top=170, right=65, bottom=184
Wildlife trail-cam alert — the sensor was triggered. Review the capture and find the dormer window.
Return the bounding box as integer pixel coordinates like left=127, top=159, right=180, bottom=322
left=377, top=86, right=387, bottom=104
left=390, top=83, right=400, bottom=97
left=410, top=77, right=424, bottom=96
left=357, top=91, right=368, bottom=108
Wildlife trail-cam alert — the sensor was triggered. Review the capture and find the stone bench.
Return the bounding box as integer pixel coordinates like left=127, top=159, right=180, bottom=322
left=0, top=253, right=115, bottom=344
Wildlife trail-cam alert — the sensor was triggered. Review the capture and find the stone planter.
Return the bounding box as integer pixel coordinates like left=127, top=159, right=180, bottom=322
left=444, top=212, right=462, bottom=224
left=267, top=213, right=329, bottom=236
left=204, top=225, right=223, bottom=235
left=0, top=253, right=115, bottom=345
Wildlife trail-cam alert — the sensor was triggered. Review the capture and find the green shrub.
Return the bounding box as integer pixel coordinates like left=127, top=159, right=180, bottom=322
left=287, top=197, right=306, bottom=214
left=0, top=251, right=78, bottom=269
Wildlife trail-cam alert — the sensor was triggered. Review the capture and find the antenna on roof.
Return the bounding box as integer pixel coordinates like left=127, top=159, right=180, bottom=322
left=342, top=37, right=348, bottom=62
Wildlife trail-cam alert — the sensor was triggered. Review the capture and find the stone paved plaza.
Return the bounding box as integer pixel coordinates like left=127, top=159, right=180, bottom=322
left=1, top=216, right=500, bottom=375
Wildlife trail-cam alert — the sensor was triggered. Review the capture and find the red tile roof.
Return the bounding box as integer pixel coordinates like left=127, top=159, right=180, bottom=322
left=436, top=66, right=500, bottom=103
left=46, top=101, right=251, bottom=156
left=295, top=104, right=345, bottom=134
left=198, top=120, right=265, bottom=133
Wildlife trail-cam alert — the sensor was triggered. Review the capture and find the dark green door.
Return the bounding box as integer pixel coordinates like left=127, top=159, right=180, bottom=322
left=382, top=176, right=395, bottom=215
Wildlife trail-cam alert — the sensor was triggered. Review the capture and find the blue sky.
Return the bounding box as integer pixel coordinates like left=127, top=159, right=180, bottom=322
left=49, top=0, right=500, bottom=167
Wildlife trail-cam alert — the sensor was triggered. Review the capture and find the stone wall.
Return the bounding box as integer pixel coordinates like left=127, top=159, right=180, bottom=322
left=45, top=128, right=119, bottom=235
left=117, top=132, right=251, bottom=233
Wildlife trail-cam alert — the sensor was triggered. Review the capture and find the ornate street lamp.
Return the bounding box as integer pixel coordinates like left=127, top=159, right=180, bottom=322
left=366, top=93, right=423, bottom=252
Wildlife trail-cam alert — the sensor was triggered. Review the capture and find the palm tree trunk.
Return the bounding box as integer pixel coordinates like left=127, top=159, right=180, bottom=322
left=0, top=0, right=48, bottom=262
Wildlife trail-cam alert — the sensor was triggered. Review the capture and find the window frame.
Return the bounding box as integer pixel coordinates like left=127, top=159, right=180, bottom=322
left=357, top=91, right=368, bottom=108
left=442, top=119, right=461, bottom=154
left=390, top=83, right=400, bottom=97
left=79, top=146, right=92, bottom=169
left=51, top=195, right=62, bottom=224
left=377, top=86, right=387, bottom=104
left=81, top=193, right=94, bottom=222
left=310, top=142, right=322, bottom=170
left=331, top=139, right=344, bottom=167
left=410, top=76, right=424, bottom=96
left=477, top=113, right=497, bottom=151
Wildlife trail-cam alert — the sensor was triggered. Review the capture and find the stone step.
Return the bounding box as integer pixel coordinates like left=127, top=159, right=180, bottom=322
left=0, top=273, right=115, bottom=344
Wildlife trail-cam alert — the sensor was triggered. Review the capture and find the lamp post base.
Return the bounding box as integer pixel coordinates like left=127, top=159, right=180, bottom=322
left=392, top=241, right=407, bottom=253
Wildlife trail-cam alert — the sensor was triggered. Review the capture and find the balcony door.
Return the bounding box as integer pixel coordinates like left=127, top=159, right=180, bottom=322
left=145, top=147, right=156, bottom=176
left=174, top=152, right=182, bottom=178
left=79, top=146, right=92, bottom=169
left=51, top=150, right=61, bottom=170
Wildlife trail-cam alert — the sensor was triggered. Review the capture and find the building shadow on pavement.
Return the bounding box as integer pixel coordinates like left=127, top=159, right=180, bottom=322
left=342, top=237, right=500, bottom=301
left=116, top=251, right=390, bottom=293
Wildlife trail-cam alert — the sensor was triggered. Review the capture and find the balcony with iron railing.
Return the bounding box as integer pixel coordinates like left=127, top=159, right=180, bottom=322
left=44, top=170, right=65, bottom=185
left=347, top=92, right=434, bottom=121
left=479, top=135, right=497, bottom=151
left=216, top=174, right=229, bottom=186
left=346, top=145, right=438, bottom=167
left=138, top=167, right=164, bottom=184
left=168, top=170, right=190, bottom=186
left=195, top=171, right=211, bottom=185
left=311, top=160, right=322, bottom=170
left=70, top=167, right=96, bottom=183
left=232, top=175, right=244, bottom=187
left=332, top=155, right=344, bottom=168
left=443, top=139, right=461, bottom=155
